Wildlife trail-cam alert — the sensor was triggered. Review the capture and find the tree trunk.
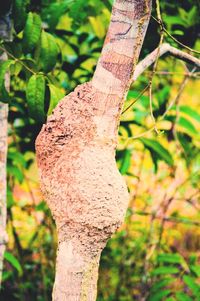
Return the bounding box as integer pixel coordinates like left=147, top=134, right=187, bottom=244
left=0, top=54, right=9, bottom=288
left=36, top=1, right=152, bottom=300
left=0, top=4, right=12, bottom=287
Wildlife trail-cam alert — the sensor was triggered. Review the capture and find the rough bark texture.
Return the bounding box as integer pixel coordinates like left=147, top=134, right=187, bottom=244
left=36, top=1, right=152, bottom=300
left=0, top=54, right=9, bottom=287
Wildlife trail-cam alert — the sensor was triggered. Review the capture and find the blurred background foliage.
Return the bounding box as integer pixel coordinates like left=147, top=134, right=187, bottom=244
left=0, top=0, right=200, bottom=300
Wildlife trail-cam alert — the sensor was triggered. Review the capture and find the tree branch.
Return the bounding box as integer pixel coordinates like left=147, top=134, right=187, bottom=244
left=133, top=43, right=200, bottom=81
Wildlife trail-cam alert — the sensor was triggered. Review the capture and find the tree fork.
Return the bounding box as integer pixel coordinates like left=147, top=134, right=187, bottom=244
left=36, top=1, right=152, bottom=300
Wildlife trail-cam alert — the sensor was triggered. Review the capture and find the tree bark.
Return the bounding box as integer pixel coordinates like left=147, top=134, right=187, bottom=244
left=36, top=1, right=152, bottom=300
left=0, top=53, right=8, bottom=288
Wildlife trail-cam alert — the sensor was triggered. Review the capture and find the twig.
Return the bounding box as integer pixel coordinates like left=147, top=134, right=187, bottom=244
left=170, top=67, right=197, bottom=158
left=134, top=210, right=200, bottom=227
left=122, top=84, right=149, bottom=114
left=151, top=16, right=200, bottom=55
left=144, top=0, right=164, bottom=136
left=162, top=68, right=196, bottom=119
left=0, top=45, right=36, bottom=75
left=144, top=71, right=200, bottom=77
left=133, top=43, right=200, bottom=81
left=120, top=67, right=196, bottom=142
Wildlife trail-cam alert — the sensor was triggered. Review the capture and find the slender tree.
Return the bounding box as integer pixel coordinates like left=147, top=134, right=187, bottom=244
left=0, top=73, right=8, bottom=286
left=36, top=0, right=200, bottom=300
left=0, top=2, right=12, bottom=287
left=36, top=1, right=152, bottom=300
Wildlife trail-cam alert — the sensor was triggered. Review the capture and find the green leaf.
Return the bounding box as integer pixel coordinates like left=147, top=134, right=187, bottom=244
left=4, top=251, right=23, bottom=276
left=35, top=201, right=47, bottom=212
left=178, top=116, right=198, bottom=136
left=157, top=86, right=170, bottom=106
left=8, top=152, right=26, bottom=168
left=120, top=149, right=132, bottom=175
left=39, top=31, right=59, bottom=73
left=139, top=138, right=174, bottom=167
left=10, top=61, right=22, bottom=76
left=151, top=266, right=180, bottom=276
left=42, top=1, right=70, bottom=29
left=177, top=133, right=192, bottom=156
left=13, top=0, right=29, bottom=33
left=183, top=275, right=200, bottom=296
left=48, top=84, right=64, bottom=115
left=26, top=74, right=46, bottom=122
left=7, top=165, right=24, bottom=183
left=7, top=185, right=15, bottom=208
left=23, top=12, right=42, bottom=53
left=148, top=289, right=171, bottom=301
left=157, top=253, right=183, bottom=264
left=2, top=270, right=13, bottom=282
left=150, top=278, right=174, bottom=293
left=190, top=265, right=200, bottom=277
left=69, top=0, right=89, bottom=29
left=180, top=105, right=200, bottom=123
left=176, top=292, right=193, bottom=301
left=0, top=60, right=13, bottom=102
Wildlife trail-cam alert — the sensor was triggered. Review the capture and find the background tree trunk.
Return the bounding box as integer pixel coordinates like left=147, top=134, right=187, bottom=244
left=36, top=1, right=152, bottom=300
left=0, top=3, right=12, bottom=288
left=0, top=53, right=9, bottom=287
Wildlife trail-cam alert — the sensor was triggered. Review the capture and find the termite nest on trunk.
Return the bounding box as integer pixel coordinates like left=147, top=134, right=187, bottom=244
left=36, top=82, right=129, bottom=259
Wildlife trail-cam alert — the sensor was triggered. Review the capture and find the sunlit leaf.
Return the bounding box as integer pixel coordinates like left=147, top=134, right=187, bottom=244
left=178, top=116, right=198, bottom=136
left=180, top=105, right=200, bottom=123
left=139, top=138, right=174, bottom=167
left=48, top=84, right=65, bottom=115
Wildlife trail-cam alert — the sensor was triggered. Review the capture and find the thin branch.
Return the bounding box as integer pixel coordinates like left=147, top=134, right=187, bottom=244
left=120, top=67, right=196, bottom=143
left=0, top=45, right=36, bottom=75
left=147, top=0, right=164, bottom=135
left=133, top=43, right=200, bottom=81
left=122, top=43, right=200, bottom=118
left=134, top=210, right=200, bottom=227
left=162, top=67, right=196, bottom=119
left=122, top=84, right=149, bottom=114
left=144, top=71, right=200, bottom=77
left=151, top=15, right=200, bottom=55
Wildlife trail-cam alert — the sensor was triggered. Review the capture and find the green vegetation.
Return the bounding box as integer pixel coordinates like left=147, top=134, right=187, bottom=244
left=0, top=0, right=200, bottom=300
